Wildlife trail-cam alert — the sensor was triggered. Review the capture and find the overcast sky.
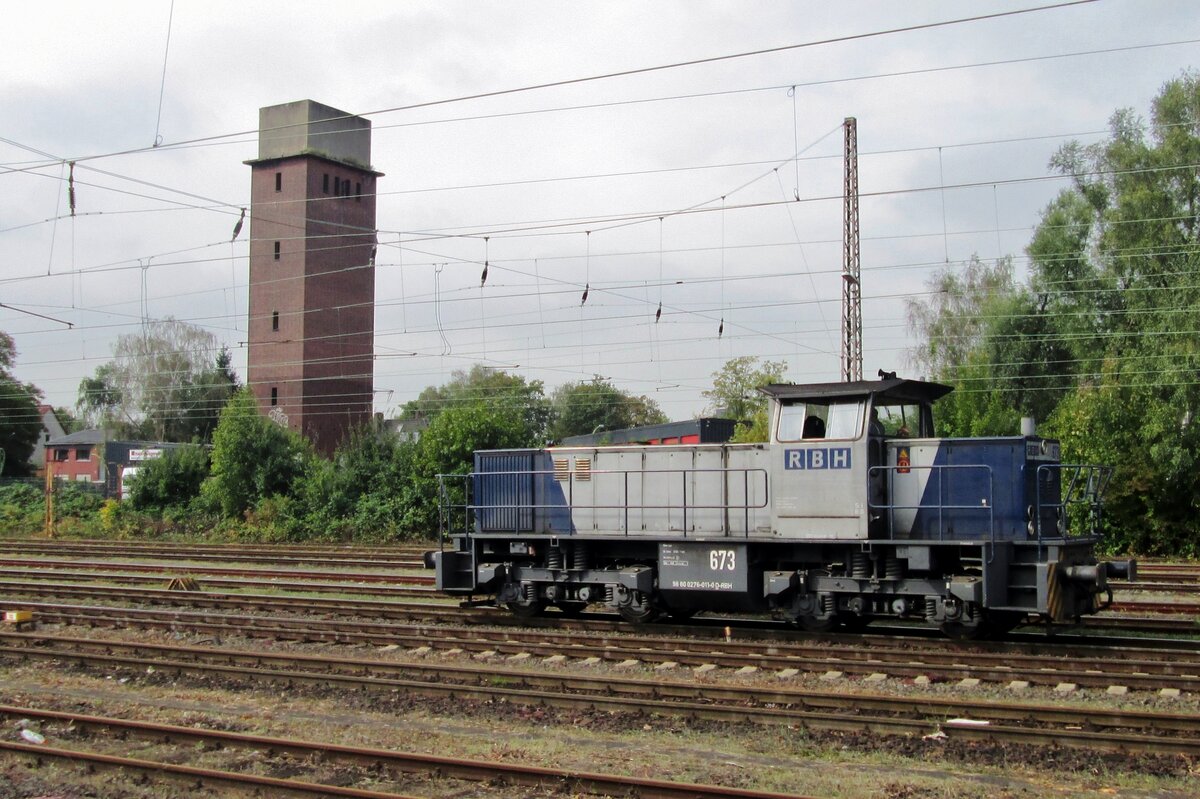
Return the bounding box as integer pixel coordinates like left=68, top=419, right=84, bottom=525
left=2, top=0, right=1197, bottom=423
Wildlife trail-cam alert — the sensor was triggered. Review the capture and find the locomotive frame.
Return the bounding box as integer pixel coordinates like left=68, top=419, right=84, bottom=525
left=431, top=376, right=1134, bottom=638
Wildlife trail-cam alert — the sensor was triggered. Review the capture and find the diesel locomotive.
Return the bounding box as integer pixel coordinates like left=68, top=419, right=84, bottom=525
left=431, top=375, right=1134, bottom=638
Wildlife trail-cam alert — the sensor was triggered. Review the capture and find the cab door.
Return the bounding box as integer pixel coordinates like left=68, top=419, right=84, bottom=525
left=769, top=399, right=869, bottom=540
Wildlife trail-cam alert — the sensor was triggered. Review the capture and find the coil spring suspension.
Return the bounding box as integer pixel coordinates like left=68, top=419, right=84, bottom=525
left=571, top=541, right=589, bottom=570
left=884, top=557, right=904, bottom=580
left=546, top=547, right=564, bottom=570
left=925, top=597, right=938, bottom=622
left=822, top=594, right=836, bottom=615
left=523, top=583, right=538, bottom=602
left=604, top=585, right=616, bottom=604
left=850, top=552, right=871, bottom=579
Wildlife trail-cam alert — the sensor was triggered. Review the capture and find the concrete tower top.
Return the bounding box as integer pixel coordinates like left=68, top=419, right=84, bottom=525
left=253, top=99, right=373, bottom=170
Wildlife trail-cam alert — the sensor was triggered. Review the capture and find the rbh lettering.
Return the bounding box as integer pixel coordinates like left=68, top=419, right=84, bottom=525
left=784, top=448, right=852, bottom=470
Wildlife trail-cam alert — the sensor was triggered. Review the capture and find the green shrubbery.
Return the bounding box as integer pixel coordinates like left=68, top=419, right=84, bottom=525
left=48, top=387, right=543, bottom=544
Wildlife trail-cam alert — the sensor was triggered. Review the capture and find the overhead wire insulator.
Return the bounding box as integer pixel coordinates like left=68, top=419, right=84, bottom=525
left=580, top=283, right=589, bottom=305
left=480, top=236, right=490, bottom=287
left=655, top=303, right=662, bottom=323
left=67, top=161, right=76, bottom=217
left=230, top=207, right=246, bottom=242
left=718, top=318, right=724, bottom=338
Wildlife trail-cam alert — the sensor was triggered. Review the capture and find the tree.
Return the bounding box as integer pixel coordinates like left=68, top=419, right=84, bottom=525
left=77, top=362, right=131, bottom=433
left=403, top=403, right=539, bottom=535
left=0, top=332, right=44, bottom=476
left=398, top=365, right=550, bottom=440
left=129, top=445, right=210, bottom=514
left=201, top=389, right=309, bottom=517
left=905, top=72, right=1200, bottom=555
left=702, top=356, right=786, bottom=423
left=288, top=424, right=415, bottom=541
left=52, top=406, right=82, bottom=434
left=905, top=256, right=1037, bottom=435
left=77, top=319, right=239, bottom=442
left=549, top=377, right=668, bottom=440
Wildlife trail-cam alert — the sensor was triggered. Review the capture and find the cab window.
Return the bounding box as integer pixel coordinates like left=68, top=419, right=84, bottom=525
left=873, top=403, right=923, bottom=437
left=777, top=400, right=863, bottom=441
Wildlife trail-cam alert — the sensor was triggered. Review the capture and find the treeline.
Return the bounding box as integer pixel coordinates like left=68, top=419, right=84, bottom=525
left=907, top=72, right=1200, bottom=557
left=96, top=369, right=679, bottom=543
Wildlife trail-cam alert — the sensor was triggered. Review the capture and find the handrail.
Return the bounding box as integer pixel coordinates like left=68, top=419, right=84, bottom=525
left=1035, top=463, right=1111, bottom=540
left=438, top=466, right=770, bottom=538
left=867, top=463, right=995, bottom=545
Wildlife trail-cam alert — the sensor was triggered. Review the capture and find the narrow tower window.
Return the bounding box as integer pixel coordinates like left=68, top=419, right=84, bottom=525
left=355, top=182, right=361, bottom=201
left=273, top=241, right=280, bottom=260
left=271, top=311, right=279, bottom=331
left=270, top=387, right=278, bottom=406
left=274, top=172, right=282, bottom=192
left=322, top=173, right=329, bottom=193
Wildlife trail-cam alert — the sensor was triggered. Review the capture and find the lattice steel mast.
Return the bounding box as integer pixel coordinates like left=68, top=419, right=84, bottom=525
left=841, top=117, right=862, bottom=382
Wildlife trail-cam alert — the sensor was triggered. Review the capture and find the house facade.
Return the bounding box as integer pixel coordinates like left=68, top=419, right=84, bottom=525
left=44, top=430, right=187, bottom=496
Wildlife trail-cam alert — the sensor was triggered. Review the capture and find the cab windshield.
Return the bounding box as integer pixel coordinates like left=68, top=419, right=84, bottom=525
left=778, top=400, right=863, bottom=441
left=872, top=402, right=924, bottom=437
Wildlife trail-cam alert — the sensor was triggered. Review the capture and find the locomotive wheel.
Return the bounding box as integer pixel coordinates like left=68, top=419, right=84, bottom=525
left=796, top=615, right=840, bottom=633
left=941, top=608, right=1026, bottom=640
left=506, top=598, right=548, bottom=619
left=984, top=610, right=1027, bottom=637
left=939, top=610, right=987, bottom=640
left=555, top=601, right=588, bottom=617
left=617, top=591, right=660, bottom=623
left=838, top=612, right=871, bottom=632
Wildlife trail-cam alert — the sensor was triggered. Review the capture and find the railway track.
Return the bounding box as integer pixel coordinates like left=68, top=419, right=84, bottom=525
left=2, top=631, right=1197, bottom=758
left=2, top=568, right=1190, bottom=633
left=2, top=538, right=1197, bottom=607
left=1, top=565, right=1195, bottom=645
left=0, top=539, right=428, bottom=569
left=0, top=703, right=798, bottom=799
left=3, top=594, right=1197, bottom=693
left=0, top=557, right=434, bottom=584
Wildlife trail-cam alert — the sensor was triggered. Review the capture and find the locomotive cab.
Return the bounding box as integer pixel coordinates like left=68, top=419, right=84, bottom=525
left=763, top=378, right=945, bottom=541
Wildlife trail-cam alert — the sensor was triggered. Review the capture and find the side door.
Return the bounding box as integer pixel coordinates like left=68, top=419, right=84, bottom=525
left=769, top=399, right=869, bottom=539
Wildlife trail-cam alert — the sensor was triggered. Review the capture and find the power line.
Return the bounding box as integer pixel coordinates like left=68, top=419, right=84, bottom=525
left=17, top=1, right=1098, bottom=169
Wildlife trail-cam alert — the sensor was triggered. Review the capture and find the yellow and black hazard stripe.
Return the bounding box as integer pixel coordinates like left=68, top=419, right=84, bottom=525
left=1045, top=561, right=1066, bottom=622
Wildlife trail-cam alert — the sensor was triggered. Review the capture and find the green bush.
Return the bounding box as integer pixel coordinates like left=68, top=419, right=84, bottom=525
left=129, top=445, right=210, bottom=513
left=201, top=389, right=310, bottom=517
left=0, top=480, right=44, bottom=535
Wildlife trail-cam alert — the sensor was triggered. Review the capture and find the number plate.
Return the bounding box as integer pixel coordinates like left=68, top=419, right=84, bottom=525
left=659, top=543, right=747, bottom=592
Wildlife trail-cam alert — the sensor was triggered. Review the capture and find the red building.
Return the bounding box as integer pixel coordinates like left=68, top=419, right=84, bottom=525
left=245, top=100, right=381, bottom=456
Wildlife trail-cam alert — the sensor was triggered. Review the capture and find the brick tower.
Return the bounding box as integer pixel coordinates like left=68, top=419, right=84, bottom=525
left=245, top=100, right=381, bottom=455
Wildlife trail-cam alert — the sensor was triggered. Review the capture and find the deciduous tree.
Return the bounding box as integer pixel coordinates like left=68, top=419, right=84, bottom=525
left=549, top=377, right=668, bottom=441
left=0, top=332, right=44, bottom=476
left=201, top=389, right=309, bottom=517
left=702, top=356, right=786, bottom=423
left=398, top=365, right=549, bottom=440
left=77, top=319, right=239, bottom=442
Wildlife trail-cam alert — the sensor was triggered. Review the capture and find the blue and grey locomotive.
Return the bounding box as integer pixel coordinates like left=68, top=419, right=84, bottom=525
left=431, top=375, right=1134, bottom=638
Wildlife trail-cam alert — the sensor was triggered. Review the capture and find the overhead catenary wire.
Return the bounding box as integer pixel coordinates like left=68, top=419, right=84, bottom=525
left=3, top=3, right=1192, bottom=421
left=5, top=0, right=1100, bottom=170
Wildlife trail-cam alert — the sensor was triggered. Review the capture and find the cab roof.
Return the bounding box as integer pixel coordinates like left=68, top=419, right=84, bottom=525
left=758, top=376, right=953, bottom=404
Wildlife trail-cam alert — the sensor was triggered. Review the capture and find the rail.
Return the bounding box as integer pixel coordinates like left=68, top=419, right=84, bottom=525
left=438, top=466, right=770, bottom=540
left=867, top=463, right=995, bottom=544
left=1035, top=463, right=1111, bottom=540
